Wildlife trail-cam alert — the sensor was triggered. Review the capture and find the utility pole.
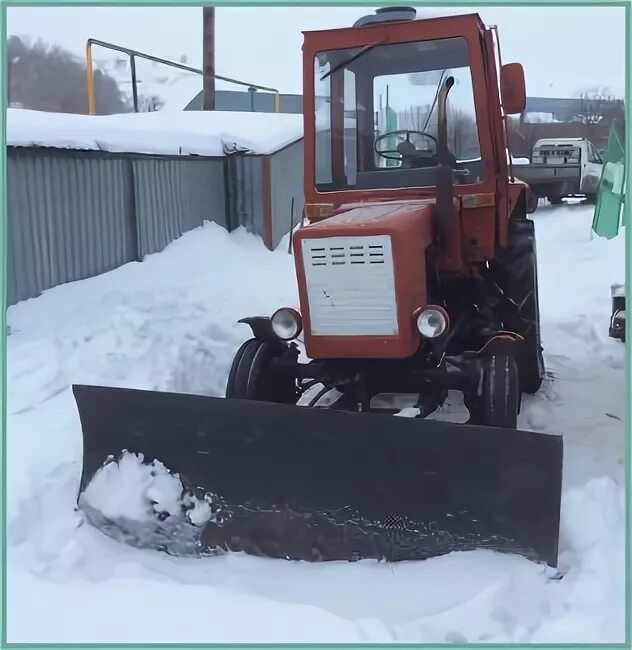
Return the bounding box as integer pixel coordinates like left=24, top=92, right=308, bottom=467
left=202, top=6, right=215, bottom=110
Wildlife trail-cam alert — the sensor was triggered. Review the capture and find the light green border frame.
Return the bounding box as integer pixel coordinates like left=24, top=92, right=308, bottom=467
left=0, top=1, right=630, bottom=648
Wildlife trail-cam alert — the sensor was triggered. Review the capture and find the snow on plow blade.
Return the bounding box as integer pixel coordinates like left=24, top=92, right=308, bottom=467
left=73, top=384, right=563, bottom=567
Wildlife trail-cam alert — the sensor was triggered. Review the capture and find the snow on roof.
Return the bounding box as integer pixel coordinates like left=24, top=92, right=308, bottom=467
left=7, top=108, right=304, bottom=157
left=523, top=112, right=561, bottom=124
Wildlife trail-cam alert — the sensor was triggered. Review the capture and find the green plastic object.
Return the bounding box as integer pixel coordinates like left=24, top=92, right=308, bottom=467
left=592, top=120, right=626, bottom=239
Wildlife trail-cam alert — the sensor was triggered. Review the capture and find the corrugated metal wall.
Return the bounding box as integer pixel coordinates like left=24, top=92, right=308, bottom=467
left=7, top=149, right=226, bottom=305
left=132, top=158, right=225, bottom=257
left=7, top=143, right=304, bottom=305
left=269, top=141, right=305, bottom=249
left=7, top=149, right=137, bottom=306
left=224, top=153, right=265, bottom=238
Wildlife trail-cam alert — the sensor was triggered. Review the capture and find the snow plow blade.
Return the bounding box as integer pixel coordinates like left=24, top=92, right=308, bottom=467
left=73, top=384, right=563, bottom=567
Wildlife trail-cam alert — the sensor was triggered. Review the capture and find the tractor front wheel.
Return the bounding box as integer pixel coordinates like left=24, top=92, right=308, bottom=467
left=226, top=339, right=298, bottom=403
left=467, top=354, right=520, bottom=429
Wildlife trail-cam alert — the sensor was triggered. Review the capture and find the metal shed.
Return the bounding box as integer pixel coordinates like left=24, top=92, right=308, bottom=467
left=6, top=109, right=305, bottom=305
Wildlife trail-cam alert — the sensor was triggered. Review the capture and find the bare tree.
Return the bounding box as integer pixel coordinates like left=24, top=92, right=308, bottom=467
left=447, top=106, right=479, bottom=159
left=138, top=94, right=162, bottom=112
left=7, top=35, right=130, bottom=114
left=568, top=88, right=624, bottom=125
left=397, top=104, right=429, bottom=131
left=396, top=102, right=479, bottom=159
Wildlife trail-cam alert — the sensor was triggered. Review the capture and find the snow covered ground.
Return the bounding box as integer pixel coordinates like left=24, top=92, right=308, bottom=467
left=6, top=200, right=626, bottom=643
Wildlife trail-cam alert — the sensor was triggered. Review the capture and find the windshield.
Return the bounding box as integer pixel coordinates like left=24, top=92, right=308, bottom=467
left=314, top=37, right=484, bottom=193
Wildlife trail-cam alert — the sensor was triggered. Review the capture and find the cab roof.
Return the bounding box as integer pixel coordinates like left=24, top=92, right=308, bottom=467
left=302, top=11, right=486, bottom=37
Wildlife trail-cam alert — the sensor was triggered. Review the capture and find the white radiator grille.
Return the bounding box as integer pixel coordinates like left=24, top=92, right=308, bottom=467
left=301, top=235, right=398, bottom=336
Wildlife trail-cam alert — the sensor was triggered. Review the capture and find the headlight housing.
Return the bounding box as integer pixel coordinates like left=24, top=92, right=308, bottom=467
left=271, top=308, right=303, bottom=341
left=415, top=306, right=449, bottom=338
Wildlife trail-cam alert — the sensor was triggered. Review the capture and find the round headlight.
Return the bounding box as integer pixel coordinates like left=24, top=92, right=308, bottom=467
left=416, top=306, right=448, bottom=338
left=271, top=308, right=303, bottom=341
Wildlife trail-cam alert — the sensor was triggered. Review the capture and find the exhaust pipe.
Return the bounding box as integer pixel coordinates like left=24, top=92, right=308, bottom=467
left=435, top=76, right=457, bottom=255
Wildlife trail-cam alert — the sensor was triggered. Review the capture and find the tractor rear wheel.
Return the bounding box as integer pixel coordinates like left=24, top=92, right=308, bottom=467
left=467, top=354, right=520, bottom=428
left=226, top=339, right=298, bottom=403
left=489, top=218, right=545, bottom=394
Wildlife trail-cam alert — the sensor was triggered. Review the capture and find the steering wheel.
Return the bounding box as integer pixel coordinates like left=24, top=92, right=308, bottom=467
left=374, top=129, right=438, bottom=162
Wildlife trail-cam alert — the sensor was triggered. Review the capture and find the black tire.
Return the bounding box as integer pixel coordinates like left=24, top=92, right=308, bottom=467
left=480, top=354, right=520, bottom=428
left=226, top=338, right=298, bottom=403
left=489, top=218, right=545, bottom=394
left=548, top=195, right=563, bottom=205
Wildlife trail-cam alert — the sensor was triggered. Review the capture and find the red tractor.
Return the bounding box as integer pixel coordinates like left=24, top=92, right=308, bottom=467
left=73, top=8, right=562, bottom=568
left=228, top=7, right=543, bottom=429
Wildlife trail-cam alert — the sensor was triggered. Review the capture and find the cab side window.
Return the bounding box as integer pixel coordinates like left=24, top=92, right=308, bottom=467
left=587, top=142, right=602, bottom=164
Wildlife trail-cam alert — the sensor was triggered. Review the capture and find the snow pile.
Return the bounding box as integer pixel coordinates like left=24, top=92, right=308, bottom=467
left=7, top=222, right=297, bottom=408
left=81, top=452, right=213, bottom=528
left=82, top=452, right=181, bottom=522
left=523, top=112, right=561, bottom=124
left=6, top=204, right=626, bottom=643
left=7, top=108, right=304, bottom=156
left=78, top=451, right=217, bottom=557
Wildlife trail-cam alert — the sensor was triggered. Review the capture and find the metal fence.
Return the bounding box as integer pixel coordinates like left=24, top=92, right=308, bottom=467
left=7, top=141, right=304, bottom=305
left=269, top=140, right=305, bottom=247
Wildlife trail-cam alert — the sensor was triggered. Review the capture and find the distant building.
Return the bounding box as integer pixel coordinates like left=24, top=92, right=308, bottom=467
left=182, top=91, right=622, bottom=125
left=183, top=89, right=303, bottom=113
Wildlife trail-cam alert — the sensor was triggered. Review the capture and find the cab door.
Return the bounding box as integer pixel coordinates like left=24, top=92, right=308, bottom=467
left=580, top=141, right=603, bottom=195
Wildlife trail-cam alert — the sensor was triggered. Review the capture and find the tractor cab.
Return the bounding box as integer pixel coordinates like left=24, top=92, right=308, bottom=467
left=302, top=8, right=527, bottom=229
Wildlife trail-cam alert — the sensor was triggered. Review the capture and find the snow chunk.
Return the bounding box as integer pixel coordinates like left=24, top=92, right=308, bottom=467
left=81, top=452, right=184, bottom=522
left=185, top=495, right=214, bottom=527
left=81, top=451, right=212, bottom=527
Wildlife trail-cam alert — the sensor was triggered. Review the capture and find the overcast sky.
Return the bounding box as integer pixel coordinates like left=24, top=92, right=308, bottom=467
left=7, top=5, right=626, bottom=99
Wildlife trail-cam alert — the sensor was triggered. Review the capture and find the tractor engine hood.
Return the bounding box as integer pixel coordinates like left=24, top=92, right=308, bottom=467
left=293, top=200, right=436, bottom=360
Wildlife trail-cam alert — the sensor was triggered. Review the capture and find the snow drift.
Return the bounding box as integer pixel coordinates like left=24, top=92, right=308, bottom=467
left=6, top=204, right=626, bottom=643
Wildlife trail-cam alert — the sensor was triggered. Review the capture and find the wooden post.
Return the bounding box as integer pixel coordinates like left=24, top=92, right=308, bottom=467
left=202, top=6, right=215, bottom=110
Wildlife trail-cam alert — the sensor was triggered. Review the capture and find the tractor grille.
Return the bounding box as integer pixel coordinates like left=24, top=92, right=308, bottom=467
left=300, top=235, right=398, bottom=336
